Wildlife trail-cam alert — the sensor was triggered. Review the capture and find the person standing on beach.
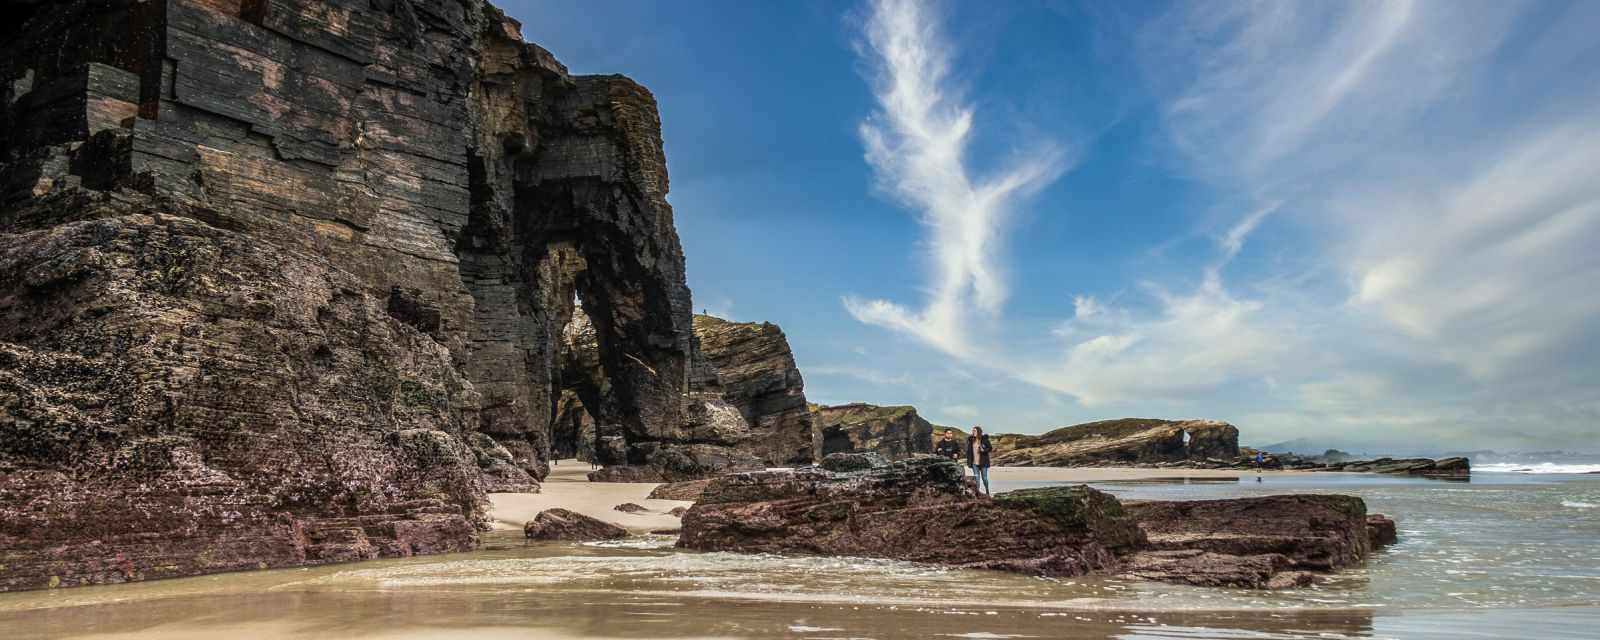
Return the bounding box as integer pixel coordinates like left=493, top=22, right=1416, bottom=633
left=967, top=426, right=994, bottom=496
left=935, top=429, right=963, bottom=461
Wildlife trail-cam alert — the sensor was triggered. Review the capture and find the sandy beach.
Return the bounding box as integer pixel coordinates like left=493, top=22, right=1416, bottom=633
left=487, top=461, right=692, bottom=532
left=486, top=460, right=1300, bottom=533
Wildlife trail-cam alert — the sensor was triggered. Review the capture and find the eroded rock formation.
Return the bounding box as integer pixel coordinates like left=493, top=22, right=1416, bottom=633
left=992, top=419, right=1240, bottom=467
left=1, top=0, right=695, bottom=590
left=571, top=313, right=816, bottom=481
left=813, top=402, right=934, bottom=460
left=677, top=457, right=1395, bottom=588
left=689, top=315, right=813, bottom=466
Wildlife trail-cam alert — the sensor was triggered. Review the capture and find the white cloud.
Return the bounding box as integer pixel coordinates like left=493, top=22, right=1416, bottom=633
left=844, top=0, right=1067, bottom=359
left=841, top=0, right=1600, bottom=447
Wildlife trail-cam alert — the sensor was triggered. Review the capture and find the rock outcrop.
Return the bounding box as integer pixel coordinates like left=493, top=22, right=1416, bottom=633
left=1120, top=495, right=1375, bottom=588
left=689, top=315, right=814, bottom=466
left=992, top=419, right=1239, bottom=467
left=576, top=313, right=816, bottom=481
left=523, top=508, right=626, bottom=541
left=679, top=458, right=1142, bottom=577
left=677, top=457, right=1395, bottom=589
left=813, top=403, right=934, bottom=461
left=1, top=0, right=697, bottom=591
left=1317, top=457, right=1470, bottom=478
left=646, top=479, right=712, bottom=501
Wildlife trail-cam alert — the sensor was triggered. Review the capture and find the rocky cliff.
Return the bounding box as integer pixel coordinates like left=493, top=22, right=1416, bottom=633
left=688, top=315, right=813, bottom=467
left=0, top=0, right=698, bottom=591
left=992, top=419, right=1240, bottom=467
left=813, top=402, right=933, bottom=461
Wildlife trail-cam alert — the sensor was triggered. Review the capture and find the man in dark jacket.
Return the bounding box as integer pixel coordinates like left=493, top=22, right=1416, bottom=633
left=934, top=429, right=963, bottom=461
left=967, top=426, right=994, bottom=496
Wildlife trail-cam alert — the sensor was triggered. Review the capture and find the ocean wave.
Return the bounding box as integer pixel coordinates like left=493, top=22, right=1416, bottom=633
left=1475, top=463, right=1600, bottom=474
left=1561, top=501, right=1596, bottom=509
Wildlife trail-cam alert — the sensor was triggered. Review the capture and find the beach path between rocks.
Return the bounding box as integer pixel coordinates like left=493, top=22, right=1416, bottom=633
left=489, top=461, right=692, bottom=533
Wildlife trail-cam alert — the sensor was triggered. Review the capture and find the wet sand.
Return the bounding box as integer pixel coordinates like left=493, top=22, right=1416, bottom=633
left=4, top=466, right=1597, bottom=639
left=488, top=462, right=690, bottom=533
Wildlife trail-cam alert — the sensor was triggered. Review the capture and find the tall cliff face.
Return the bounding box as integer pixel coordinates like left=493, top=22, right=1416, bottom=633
left=0, top=0, right=693, bottom=591
left=563, top=312, right=814, bottom=482
left=813, top=403, right=935, bottom=461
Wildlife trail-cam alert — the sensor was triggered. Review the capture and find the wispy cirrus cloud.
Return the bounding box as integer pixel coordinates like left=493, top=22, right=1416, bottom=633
left=843, top=0, right=1066, bottom=358
left=844, top=0, right=1600, bottom=447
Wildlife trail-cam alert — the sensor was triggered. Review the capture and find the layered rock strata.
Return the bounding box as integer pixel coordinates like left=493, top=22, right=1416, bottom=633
left=688, top=314, right=813, bottom=466
left=572, top=312, right=815, bottom=481
left=813, top=402, right=934, bottom=461
left=992, top=419, right=1239, bottom=467
left=678, top=458, right=1142, bottom=577
left=1, top=0, right=695, bottom=590
left=677, top=457, right=1395, bottom=588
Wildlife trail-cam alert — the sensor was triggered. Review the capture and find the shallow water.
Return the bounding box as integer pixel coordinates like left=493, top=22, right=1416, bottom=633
left=2, top=472, right=1597, bottom=639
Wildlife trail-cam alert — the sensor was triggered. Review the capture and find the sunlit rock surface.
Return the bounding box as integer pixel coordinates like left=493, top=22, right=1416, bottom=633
left=0, top=0, right=694, bottom=590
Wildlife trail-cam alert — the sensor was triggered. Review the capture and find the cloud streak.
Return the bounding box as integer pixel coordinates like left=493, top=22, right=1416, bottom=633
left=844, top=0, right=1065, bottom=358
left=843, top=0, right=1600, bottom=448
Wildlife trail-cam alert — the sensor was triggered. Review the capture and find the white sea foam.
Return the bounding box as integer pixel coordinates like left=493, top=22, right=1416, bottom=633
left=1475, top=463, right=1600, bottom=474
left=1561, top=501, right=1597, bottom=509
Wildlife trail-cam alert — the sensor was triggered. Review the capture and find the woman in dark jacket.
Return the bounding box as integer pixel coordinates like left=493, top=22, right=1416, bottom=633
left=967, top=426, right=994, bottom=495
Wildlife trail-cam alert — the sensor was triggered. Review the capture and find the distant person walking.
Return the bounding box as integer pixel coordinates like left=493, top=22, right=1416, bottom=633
left=967, top=426, right=994, bottom=496
left=935, top=429, right=963, bottom=461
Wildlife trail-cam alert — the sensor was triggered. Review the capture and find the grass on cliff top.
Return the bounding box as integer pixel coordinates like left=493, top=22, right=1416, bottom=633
left=811, top=402, right=918, bottom=421
left=1021, top=418, right=1180, bottom=447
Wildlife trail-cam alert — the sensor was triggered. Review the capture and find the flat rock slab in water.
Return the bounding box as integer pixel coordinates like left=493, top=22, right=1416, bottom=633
left=678, top=457, right=1396, bottom=589
left=613, top=502, right=649, bottom=513
left=524, top=508, right=626, bottom=541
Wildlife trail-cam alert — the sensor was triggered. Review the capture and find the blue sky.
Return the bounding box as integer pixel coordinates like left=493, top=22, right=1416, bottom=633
left=508, top=0, right=1600, bottom=452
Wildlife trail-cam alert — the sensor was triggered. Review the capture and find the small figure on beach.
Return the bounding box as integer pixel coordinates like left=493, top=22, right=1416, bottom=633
left=967, top=426, right=994, bottom=496
left=935, top=429, right=963, bottom=461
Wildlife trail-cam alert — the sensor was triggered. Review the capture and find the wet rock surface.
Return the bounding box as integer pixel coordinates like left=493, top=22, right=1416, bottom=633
left=1, top=0, right=696, bottom=590
left=679, top=458, right=1142, bottom=577
left=819, top=451, right=891, bottom=472
left=613, top=502, right=648, bottom=513
left=813, top=403, right=935, bottom=460
left=523, top=508, right=626, bottom=541
left=647, top=479, right=713, bottom=502
left=678, top=457, right=1396, bottom=589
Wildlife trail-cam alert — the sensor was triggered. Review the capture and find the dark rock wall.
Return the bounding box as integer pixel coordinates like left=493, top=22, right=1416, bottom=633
left=812, top=403, right=934, bottom=461
left=689, top=315, right=813, bottom=466
left=0, top=0, right=695, bottom=590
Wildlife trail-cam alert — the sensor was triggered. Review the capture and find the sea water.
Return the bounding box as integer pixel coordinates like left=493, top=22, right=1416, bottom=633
left=1, top=471, right=1596, bottom=639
